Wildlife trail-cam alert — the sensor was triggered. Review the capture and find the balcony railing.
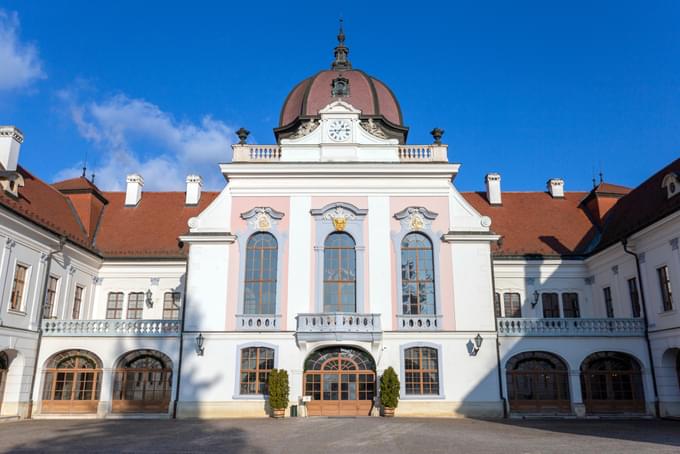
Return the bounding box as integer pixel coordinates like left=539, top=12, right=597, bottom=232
left=396, top=314, right=442, bottom=331
left=42, top=319, right=181, bottom=337
left=296, top=313, right=381, bottom=341
left=235, top=314, right=281, bottom=331
left=232, top=144, right=448, bottom=163
left=497, top=317, right=645, bottom=337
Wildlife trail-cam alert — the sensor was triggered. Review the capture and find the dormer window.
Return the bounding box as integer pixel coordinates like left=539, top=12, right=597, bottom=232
left=331, top=77, right=350, bottom=97
left=661, top=172, right=679, bottom=199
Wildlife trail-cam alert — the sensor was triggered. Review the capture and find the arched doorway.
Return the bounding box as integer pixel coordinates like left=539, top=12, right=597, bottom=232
left=580, top=351, right=645, bottom=414
left=506, top=351, right=570, bottom=414
left=303, top=346, right=375, bottom=416
left=0, top=352, right=8, bottom=413
left=42, top=350, right=102, bottom=414
left=112, top=350, right=173, bottom=413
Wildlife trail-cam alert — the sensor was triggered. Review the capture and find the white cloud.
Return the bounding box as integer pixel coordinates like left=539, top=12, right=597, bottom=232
left=55, top=90, right=235, bottom=191
left=0, top=10, right=45, bottom=91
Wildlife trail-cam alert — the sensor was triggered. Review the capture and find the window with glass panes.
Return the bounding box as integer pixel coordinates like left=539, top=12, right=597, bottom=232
left=503, top=293, right=521, bottom=318
left=401, top=233, right=435, bottom=315
left=562, top=293, right=580, bottom=318
left=323, top=232, right=356, bottom=312
left=9, top=264, right=28, bottom=311
left=627, top=278, right=641, bottom=318
left=404, top=347, right=439, bottom=395
left=603, top=287, right=614, bottom=318
left=243, top=233, right=278, bottom=315
left=657, top=266, right=674, bottom=312
left=44, top=276, right=59, bottom=318
left=127, top=292, right=144, bottom=319
left=163, top=292, right=181, bottom=319
left=106, top=292, right=124, bottom=319
left=239, top=347, right=274, bottom=395
left=72, top=286, right=84, bottom=319
left=541, top=293, right=560, bottom=318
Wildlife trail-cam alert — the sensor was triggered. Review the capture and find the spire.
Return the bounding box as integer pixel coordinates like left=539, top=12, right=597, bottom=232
left=331, top=18, right=352, bottom=70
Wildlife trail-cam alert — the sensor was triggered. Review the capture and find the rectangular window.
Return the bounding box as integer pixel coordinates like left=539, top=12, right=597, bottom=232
left=72, top=286, right=84, bottom=320
left=562, top=293, right=580, bottom=318
left=239, top=347, right=274, bottom=395
left=603, top=287, right=614, bottom=318
left=657, top=266, right=674, bottom=312
left=628, top=277, right=641, bottom=318
left=163, top=292, right=181, bottom=320
left=404, top=347, right=439, bottom=395
left=541, top=293, right=560, bottom=318
left=44, top=276, right=59, bottom=318
left=127, top=292, right=144, bottom=319
left=503, top=293, right=522, bottom=318
left=106, top=292, right=124, bottom=319
left=9, top=264, right=28, bottom=312
left=493, top=292, right=501, bottom=317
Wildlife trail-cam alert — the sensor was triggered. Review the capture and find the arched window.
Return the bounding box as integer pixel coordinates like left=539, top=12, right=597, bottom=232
left=239, top=347, right=275, bottom=395
left=323, top=232, right=356, bottom=313
left=506, top=351, right=570, bottom=413
left=404, top=346, right=439, bottom=395
left=42, top=350, right=102, bottom=414
left=112, top=350, right=173, bottom=413
left=401, top=233, right=435, bottom=315
left=580, top=351, right=645, bottom=414
left=244, top=233, right=278, bottom=315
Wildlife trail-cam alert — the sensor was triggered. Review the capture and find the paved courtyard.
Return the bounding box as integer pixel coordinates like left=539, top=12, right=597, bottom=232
left=0, top=418, right=678, bottom=453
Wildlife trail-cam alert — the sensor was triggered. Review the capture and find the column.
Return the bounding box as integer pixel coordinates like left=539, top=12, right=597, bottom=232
left=569, top=369, right=585, bottom=417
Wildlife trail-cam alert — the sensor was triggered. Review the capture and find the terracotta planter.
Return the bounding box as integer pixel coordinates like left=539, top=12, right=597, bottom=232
left=272, top=408, right=286, bottom=418
left=383, top=407, right=395, bottom=417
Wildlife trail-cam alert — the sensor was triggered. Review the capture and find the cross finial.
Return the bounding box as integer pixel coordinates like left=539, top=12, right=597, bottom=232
left=338, top=18, right=345, bottom=44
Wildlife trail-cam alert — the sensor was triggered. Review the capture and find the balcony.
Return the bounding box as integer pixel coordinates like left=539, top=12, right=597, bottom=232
left=296, top=313, right=382, bottom=342
left=235, top=314, right=281, bottom=331
left=232, top=144, right=448, bottom=163
left=497, top=317, right=645, bottom=337
left=396, top=314, right=442, bottom=331
left=42, top=319, right=181, bottom=337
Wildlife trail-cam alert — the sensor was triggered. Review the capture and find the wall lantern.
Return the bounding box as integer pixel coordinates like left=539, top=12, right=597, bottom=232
left=470, top=333, right=484, bottom=356
left=531, top=290, right=540, bottom=308
left=145, top=289, right=153, bottom=308
left=196, top=333, right=205, bottom=356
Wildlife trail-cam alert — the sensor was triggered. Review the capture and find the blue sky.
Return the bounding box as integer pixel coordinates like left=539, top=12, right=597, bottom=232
left=1, top=1, right=679, bottom=191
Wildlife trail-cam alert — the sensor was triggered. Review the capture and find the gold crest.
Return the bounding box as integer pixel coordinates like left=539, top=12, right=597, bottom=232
left=257, top=214, right=271, bottom=231
left=410, top=215, right=424, bottom=231
left=332, top=216, right=347, bottom=231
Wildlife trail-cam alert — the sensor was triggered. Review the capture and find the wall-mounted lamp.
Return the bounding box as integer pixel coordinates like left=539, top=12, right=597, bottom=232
left=195, top=333, right=205, bottom=356
left=470, top=333, right=484, bottom=356
left=531, top=290, right=540, bottom=308
left=145, top=289, right=154, bottom=308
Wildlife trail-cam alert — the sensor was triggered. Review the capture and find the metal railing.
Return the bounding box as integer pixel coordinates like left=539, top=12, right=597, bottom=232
left=496, top=317, right=645, bottom=337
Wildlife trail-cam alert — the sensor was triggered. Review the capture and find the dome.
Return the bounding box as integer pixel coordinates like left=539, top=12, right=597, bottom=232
left=274, top=25, right=409, bottom=143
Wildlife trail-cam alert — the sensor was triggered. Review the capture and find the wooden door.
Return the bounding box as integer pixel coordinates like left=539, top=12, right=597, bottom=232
left=111, top=369, right=172, bottom=413
left=41, top=369, right=101, bottom=413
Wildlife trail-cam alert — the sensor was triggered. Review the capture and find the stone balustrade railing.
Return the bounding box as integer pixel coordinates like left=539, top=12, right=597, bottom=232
left=233, top=145, right=282, bottom=161
left=231, top=144, right=448, bottom=163
left=42, top=319, right=181, bottom=336
left=398, top=145, right=448, bottom=162
left=396, top=314, right=442, bottom=331
left=296, top=313, right=381, bottom=333
left=497, top=317, right=645, bottom=337
left=235, top=314, right=281, bottom=331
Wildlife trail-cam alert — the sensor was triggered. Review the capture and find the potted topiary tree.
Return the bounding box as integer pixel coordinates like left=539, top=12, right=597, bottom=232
left=380, top=366, right=400, bottom=417
left=268, top=368, right=289, bottom=418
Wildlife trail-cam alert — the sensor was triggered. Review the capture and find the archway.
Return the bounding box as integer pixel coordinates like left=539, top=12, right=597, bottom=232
left=580, top=351, right=645, bottom=414
left=42, top=350, right=102, bottom=414
left=506, top=351, right=570, bottom=414
left=112, top=350, right=173, bottom=413
left=303, top=346, right=375, bottom=416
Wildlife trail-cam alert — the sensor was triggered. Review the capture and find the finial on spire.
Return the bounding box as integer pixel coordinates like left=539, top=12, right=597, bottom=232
left=331, top=17, right=352, bottom=70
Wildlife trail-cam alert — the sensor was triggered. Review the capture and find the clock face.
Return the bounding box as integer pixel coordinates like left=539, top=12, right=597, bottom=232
left=328, top=119, right=351, bottom=142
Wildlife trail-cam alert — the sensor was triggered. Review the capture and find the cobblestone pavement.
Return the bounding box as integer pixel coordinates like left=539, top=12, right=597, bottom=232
left=0, top=418, right=678, bottom=453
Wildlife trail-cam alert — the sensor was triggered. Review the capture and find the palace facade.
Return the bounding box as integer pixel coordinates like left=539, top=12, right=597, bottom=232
left=0, top=32, right=679, bottom=419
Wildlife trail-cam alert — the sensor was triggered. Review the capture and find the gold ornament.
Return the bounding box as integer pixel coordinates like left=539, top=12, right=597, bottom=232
left=332, top=216, right=347, bottom=231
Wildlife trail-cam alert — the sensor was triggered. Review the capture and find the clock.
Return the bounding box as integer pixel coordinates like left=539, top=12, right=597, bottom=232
left=327, top=119, right=351, bottom=142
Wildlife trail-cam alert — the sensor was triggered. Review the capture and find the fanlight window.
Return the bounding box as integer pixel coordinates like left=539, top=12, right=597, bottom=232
left=323, top=232, right=356, bottom=313
left=401, top=233, right=435, bottom=315
left=304, top=347, right=376, bottom=372
left=244, top=233, right=278, bottom=315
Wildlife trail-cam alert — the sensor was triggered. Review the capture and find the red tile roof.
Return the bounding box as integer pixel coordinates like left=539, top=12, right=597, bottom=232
left=94, top=191, right=219, bottom=258
left=463, top=191, right=597, bottom=257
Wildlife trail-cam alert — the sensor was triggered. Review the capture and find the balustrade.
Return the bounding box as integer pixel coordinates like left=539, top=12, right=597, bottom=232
left=496, top=317, right=645, bottom=337
left=296, top=313, right=381, bottom=337
left=235, top=314, right=280, bottom=331
left=396, top=314, right=442, bottom=331
left=41, top=319, right=181, bottom=337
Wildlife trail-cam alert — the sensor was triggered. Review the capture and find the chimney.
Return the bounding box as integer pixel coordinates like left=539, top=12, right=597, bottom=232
left=547, top=178, right=565, bottom=198
left=0, top=126, right=24, bottom=171
left=185, top=174, right=202, bottom=205
left=485, top=173, right=502, bottom=205
left=125, top=174, right=143, bottom=206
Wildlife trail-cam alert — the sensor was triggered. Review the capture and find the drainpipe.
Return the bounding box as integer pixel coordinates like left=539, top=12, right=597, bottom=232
left=27, top=235, right=66, bottom=419
left=622, top=238, right=660, bottom=418
left=172, top=258, right=190, bottom=419
left=489, top=241, right=507, bottom=418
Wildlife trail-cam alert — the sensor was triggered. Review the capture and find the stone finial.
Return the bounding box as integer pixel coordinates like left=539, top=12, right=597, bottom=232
left=236, top=127, right=250, bottom=145
left=430, top=128, right=444, bottom=145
